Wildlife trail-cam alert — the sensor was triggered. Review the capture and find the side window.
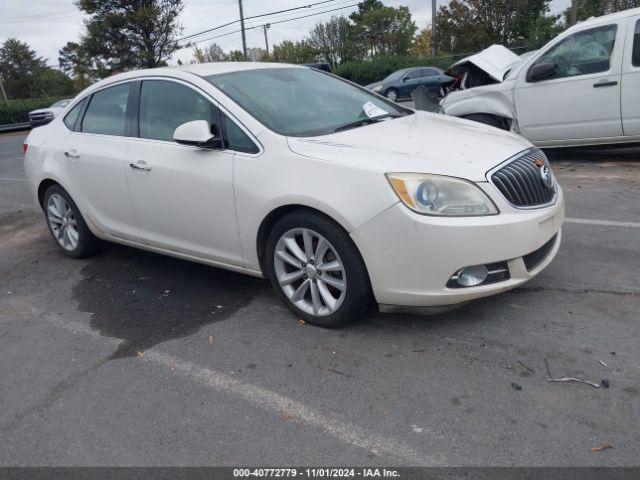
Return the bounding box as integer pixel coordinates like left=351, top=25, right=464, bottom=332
left=633, top=20, right=640, bottom=67
left=82, top=84, right=130, bottom=136
left=139, top=80, right=218, bottom=142
left=422, top=68, right=438, bottom=77
left=63, top=98, right=86, bottom=131
left=405, top=69, right=422, bottom=79
left=532, top=24, right=617, bottom=80
left=220, top=113, right=259, bottom=154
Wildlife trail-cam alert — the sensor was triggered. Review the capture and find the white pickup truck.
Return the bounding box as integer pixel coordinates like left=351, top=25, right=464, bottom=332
left=440, top=7, right=640, bottom=148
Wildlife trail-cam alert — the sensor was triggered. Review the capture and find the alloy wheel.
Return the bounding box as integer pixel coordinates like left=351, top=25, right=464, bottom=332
left=273, top=228, right=347, bottom=317
left=47, top=193, right=79, bottom=251
left=386, top=90, right=398, bottom=102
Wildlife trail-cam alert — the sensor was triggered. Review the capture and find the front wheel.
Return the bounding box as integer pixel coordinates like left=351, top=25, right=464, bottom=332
left=264, top=211, right=371, bottom=327
left=385, top=88, right=399, bottom=102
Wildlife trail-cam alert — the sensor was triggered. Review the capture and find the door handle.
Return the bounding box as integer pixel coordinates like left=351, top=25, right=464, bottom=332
left=593, top=80, right=618, bottom=88
left=64, top=150, right=80, bottom=159
left=129, top=161, right=151, bottom=172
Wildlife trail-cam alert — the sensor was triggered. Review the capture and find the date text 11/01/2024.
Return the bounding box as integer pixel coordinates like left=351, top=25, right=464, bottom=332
left=233, top=468, right=400, bottom=478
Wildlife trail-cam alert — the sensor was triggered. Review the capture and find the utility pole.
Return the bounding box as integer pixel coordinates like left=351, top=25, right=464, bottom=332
left=431, top=0, right=436, bottom=57
left=0, top=76, right=8, bottom=105
left=263, top=23, right=271, bottom=58
left=238, top=0, right=247, bottom=60
left=570, top=0, right=578, bottom=26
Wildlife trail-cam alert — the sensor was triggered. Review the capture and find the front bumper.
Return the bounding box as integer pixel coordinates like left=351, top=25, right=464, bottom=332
left=351, top=183, right=564, bottom=307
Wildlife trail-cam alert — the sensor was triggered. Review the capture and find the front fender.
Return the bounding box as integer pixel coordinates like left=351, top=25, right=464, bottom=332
left=442, top=86, right=515, bottom=121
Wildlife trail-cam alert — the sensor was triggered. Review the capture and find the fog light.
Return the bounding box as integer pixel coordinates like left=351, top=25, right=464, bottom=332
left=456, top=265, right=489, bottom=287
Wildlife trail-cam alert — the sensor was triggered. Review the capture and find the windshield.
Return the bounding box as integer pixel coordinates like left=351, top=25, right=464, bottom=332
left=206, top=68, right=411, bottom=137
left=51, top=100, right=70, bottom=108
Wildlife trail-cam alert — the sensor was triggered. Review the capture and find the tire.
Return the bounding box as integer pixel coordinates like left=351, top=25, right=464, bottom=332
left=464, top=113, right=507, bottom=130
left=43, top=184, right=100, bottom=258
left=385, top=88, right=399, bottom=102
left=264, top=210, right=371, bottom=328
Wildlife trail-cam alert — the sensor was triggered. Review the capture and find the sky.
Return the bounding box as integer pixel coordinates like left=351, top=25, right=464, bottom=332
left=0, top=0, right=571, bottom=68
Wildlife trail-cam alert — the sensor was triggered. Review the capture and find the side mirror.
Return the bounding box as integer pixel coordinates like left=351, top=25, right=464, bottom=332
left=527, top=59, right=557, bottom=82
left=402, top=77, right=410, bottom=82
left=173, top=120, right=223, bottom=149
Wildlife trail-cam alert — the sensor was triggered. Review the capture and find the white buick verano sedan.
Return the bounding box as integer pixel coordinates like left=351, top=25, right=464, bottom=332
left=24, top=63, right=564, bottom=327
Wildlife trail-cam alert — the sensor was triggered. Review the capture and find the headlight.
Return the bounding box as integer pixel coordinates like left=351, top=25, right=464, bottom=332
left=372, top=85, right=383, bottom=92
left=386, top=173, right=499, bottom=216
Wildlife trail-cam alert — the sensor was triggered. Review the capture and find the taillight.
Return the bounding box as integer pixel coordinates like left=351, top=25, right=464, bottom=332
left=23, top=143, right=28, bottom=156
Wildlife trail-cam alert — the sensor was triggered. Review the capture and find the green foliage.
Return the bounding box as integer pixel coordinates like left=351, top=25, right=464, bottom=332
left=435, top=0, right=561, bottom=54
left=64, top=0, right=184, bottom=78
left=271, top=40, right=318, bottom=64
left=0, top=97, right=66, bottom=125
left=1, top=38, right=75, bottom=100
left=308, top=16, right=364, bottom=68
left=350, top=1, right=417, bottom=56
left=563, top=0, right=640, bottom=23
left=334, top=55, right=450, bottom=85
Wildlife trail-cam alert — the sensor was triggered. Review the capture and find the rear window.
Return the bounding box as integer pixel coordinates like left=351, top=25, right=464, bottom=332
left=82, top=84, right=130, bottom=136
left=633, top=20, right=640, bottom=67
left=63, top=99, right=85, bottom=131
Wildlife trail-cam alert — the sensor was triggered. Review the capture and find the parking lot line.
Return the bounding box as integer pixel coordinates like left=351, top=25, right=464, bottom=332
left=565, top=217, right=640, bottom=229
left=29, top=306, right=441, bottom=466
left=0, top=177, right=27, bottom=182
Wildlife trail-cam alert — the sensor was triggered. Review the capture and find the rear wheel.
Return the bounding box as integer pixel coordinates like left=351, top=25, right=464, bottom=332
left=44, top=184, right=100, bottom=258
left=264, top=210, right=371, bottom=328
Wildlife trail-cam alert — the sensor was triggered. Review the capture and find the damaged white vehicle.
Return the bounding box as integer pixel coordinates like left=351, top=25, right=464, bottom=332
left=441, top=7, right=640, bottom=148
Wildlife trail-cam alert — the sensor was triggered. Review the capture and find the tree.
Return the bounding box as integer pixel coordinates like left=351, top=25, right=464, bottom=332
left=435, top=0, right=559, bottom=54
left=271, top=40, right=318, bottom=64
left=563, top=0, right=640, bottom=23
left=65, top=0, right=184, bottom=78
left=226, top=50, right=245, bottom=62
left=0, top=38, right=47, bottom=98
left=308, top=16, right=363, bottom=68
left=350, top=1, right=417, bottom=56
left=411, top=28, right=432, bottom=57
left=59, top=40, right=99, bottom=90
left=193, top=43, right=226, bottom=63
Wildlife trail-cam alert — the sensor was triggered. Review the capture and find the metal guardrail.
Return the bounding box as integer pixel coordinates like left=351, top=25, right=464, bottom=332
left=0, top=122, right=30, bottom=133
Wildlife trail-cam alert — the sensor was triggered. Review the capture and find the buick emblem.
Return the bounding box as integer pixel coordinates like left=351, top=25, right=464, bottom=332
left=539, top=164, right=554, bottom=189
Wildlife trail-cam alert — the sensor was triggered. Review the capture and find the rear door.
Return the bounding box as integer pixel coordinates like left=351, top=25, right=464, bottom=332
left=515, top=23, right=623, bottom=143
left=66, top=82, right=139, bottom=239
left=622, top=16, right=640, bottom=136
left=418, top=68, right=442, bottom=92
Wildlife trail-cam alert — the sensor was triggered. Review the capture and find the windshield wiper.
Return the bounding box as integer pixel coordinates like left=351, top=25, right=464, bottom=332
left=333, top=113, right=402, bottom=133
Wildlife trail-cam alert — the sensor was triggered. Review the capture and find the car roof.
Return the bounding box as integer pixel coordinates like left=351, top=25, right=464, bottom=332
left=78, top=62, right=306, bottom=98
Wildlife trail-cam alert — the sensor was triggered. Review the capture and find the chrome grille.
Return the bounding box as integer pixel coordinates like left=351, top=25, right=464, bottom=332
left=491, top=149, right=556, bottom=207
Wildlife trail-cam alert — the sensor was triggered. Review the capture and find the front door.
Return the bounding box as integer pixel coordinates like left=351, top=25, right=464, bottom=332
left=125, top=79, right=243, bottom=266
left=622, top=17, right=640, bottom=136
left=515, top=23, right=623, bottom=143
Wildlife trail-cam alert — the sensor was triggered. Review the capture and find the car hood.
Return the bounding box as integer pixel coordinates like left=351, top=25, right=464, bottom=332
left=286, top=111, right=531, bottom=182
left=450, top=45, right=521, bottom=82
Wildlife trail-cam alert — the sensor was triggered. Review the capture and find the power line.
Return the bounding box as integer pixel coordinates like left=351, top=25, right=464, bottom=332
left=177, top=0, right=342, bottom=42
left=184, top=2, right=359, bottom=46
left=0, top=9, right=76, bottom=21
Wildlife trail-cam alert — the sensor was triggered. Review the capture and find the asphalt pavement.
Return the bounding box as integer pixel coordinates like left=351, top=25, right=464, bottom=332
left=1, top=131, right=639, bottom=466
